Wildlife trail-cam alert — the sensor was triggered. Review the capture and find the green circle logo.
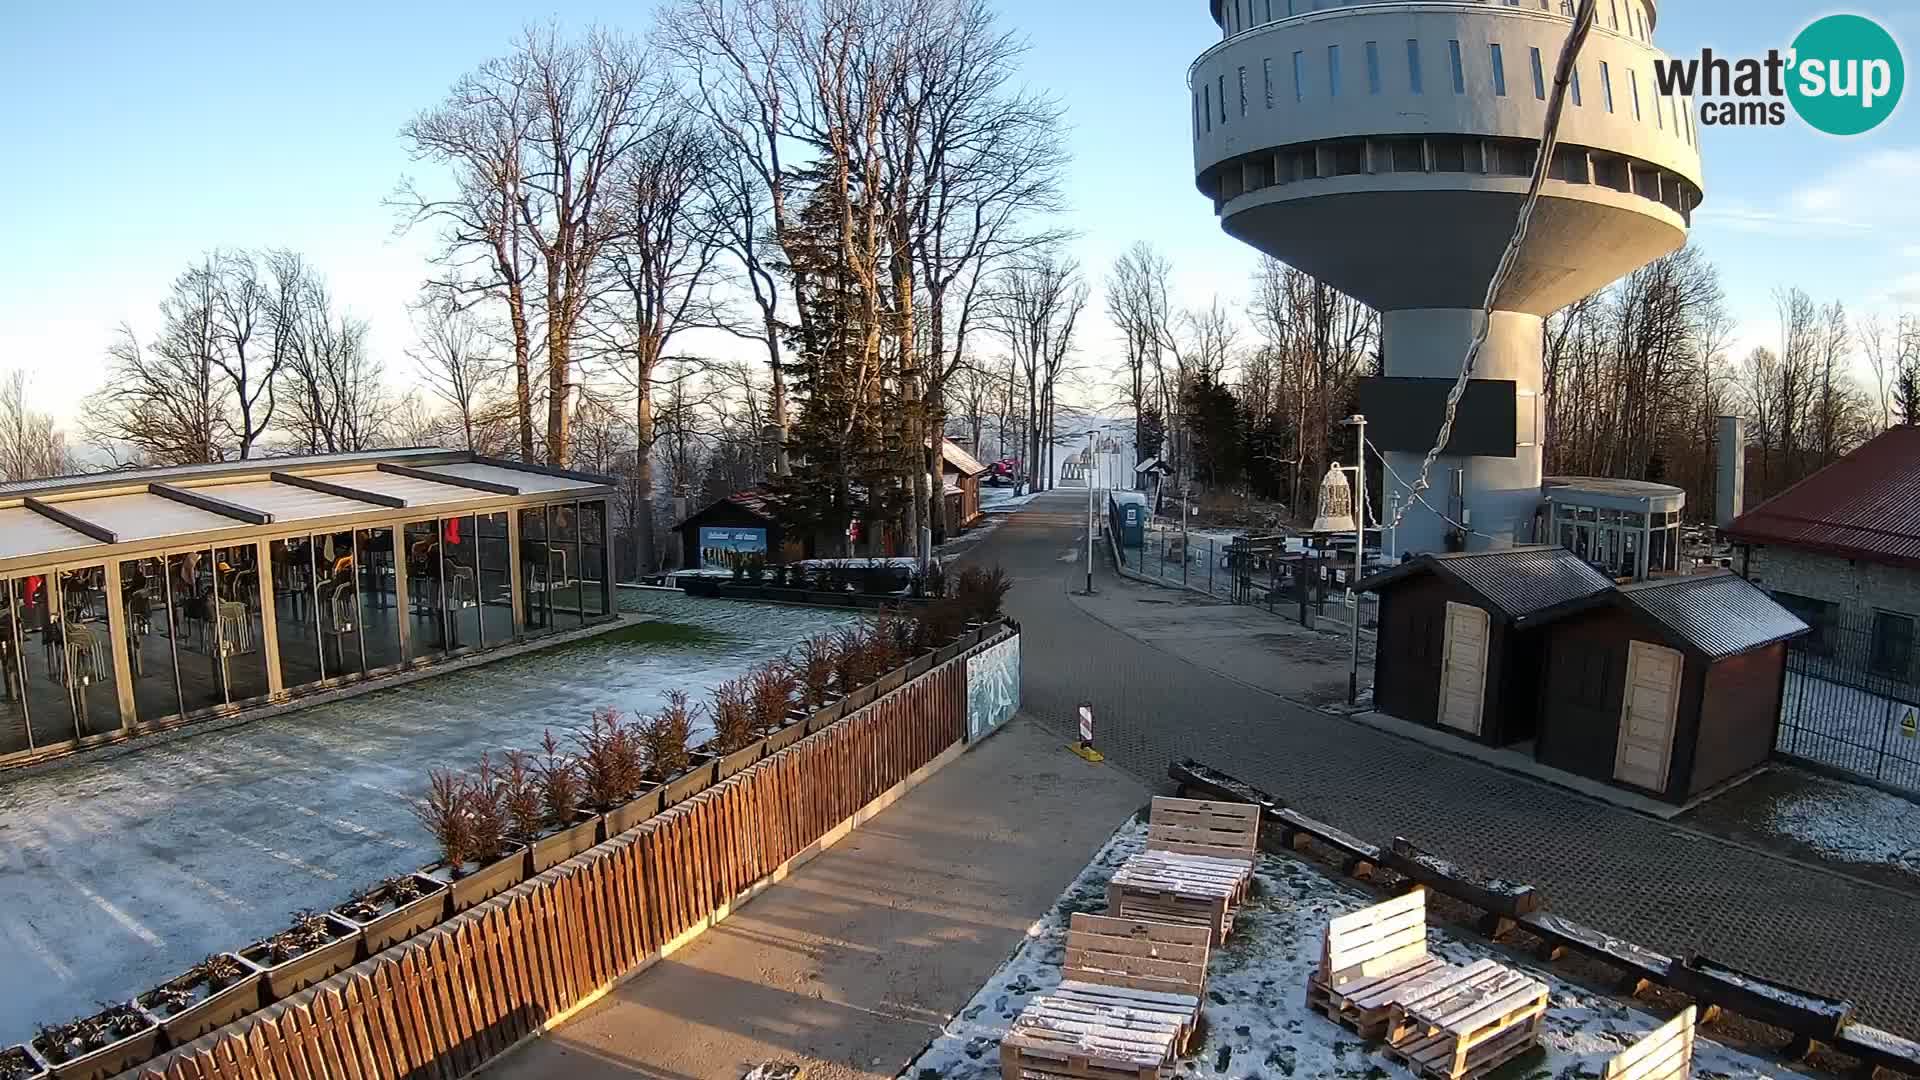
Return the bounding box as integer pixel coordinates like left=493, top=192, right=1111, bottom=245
left=1788, top=14, right=1904, bottom=136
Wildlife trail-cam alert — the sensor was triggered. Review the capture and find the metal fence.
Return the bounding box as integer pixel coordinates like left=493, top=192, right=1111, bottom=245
left=1112, top=524, right=1378, bottom=631
left=1777, top=610, right=1920, bottom=793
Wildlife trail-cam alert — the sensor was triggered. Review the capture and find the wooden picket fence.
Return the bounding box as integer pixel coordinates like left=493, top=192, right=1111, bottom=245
left=120, top=632, right=991, bottom=1080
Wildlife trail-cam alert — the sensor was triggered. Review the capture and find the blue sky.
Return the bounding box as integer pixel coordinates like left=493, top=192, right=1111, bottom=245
left=1, top=1, right=1915, bottom=429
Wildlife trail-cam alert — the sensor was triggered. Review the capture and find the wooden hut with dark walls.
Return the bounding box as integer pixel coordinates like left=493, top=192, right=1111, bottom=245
left=1537, top=571, right=1808, bottom=804
left=672, top=488, right=790, bottom=571
left=1359, top=547, right=1614, bottom=747
left=939, top=438, right=989, bottom=531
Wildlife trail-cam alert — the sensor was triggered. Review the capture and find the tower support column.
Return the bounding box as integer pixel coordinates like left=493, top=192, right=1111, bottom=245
left=1379, top=309, right=1544, bottom=555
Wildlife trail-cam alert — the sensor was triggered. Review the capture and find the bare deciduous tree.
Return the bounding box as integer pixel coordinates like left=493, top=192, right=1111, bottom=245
left=86, top=266, right=225, bottom=466
left=988, top=250, right=1086, bottom=491
left=409, top=298, right=502, bottom=451
left=0, top=371, right=71, bottom=482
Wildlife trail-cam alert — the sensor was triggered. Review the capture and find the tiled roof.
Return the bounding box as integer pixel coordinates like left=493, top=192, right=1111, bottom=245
left=1726, top=425, right=1920, bottom=568
left=1358, top=546, right=1615, bottom=622
left=939, top=439, right=989, bottom=476
left=1617, top=571, right=1809, bottom=659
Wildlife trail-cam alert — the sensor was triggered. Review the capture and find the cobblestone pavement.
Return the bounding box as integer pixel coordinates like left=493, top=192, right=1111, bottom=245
left=963, top=492, right=1920, bottom=1038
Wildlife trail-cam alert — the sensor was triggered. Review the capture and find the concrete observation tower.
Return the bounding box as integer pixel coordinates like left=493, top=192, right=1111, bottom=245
left=1189, top=0, right=1703, bottom=554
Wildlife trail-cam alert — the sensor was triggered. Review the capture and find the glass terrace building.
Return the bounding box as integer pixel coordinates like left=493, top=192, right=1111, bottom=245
left=0, top=450, right=616, bottom=763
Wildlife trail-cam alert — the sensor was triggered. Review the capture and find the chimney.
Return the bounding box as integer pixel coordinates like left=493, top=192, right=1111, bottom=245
left=1716, top=415, right=1745, bottom=528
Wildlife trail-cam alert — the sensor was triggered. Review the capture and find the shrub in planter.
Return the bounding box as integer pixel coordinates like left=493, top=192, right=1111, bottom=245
left=137, top=951, right=263, bottom=1048
left=794, top=635, right=838, bottom=708
left=864, top=611, right=904, bottom=675
left=638, top=690, right=695, bottom=780
left=241, top=910, right=362, bottom=1002
left=749, top=663, right=796, bottom=736
left=925, top=559, right=947, bottom=600
left=414, top=759, right=526, bottom=911
left=410, top=768, right=474, bottom=871
left=32, top=1003, right=157, bottom=1080
left=831, top=626, right=870, bottom=693
left=954, top=564, right=1012, bottom=622
left=709, top=677, right=756, bottom=755
left=331, top=874, right=449, bottom=955
left=0, top=1044, right=45, bottom=1080
left=537, top=730, right=583, bottom=824
left=498, top=750, right=545, bottom=845
left=574, top=707, right=646, bottom=812
left=913, top=596, right=969, bottom=651
left=744, top=555, right=766, bottom=583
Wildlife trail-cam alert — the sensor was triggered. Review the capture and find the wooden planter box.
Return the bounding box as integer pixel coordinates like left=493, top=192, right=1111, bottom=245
left=436, top=849, right=531, bottom=914
left=136, top=953, right=265, bottom=1049
left=33, top=1005, right=161, bottom=1080
left=843, top=684, right=877, bottom=712
left=0, top=1044, right=47, bottom=1080
left=529, top=812, right=603, bottom=874
left=662, top=755, right=719, bottom=808
left=875, top=668, right=907, bottom=695
left=717, top=737, right=767, bottom=782
left=764, top=719, right=810, bottom=755
left=333, top=875, right=449, bottom=957
left=905, top=653, right=933, bottom=679
left=807, top=699, right=845, bottom=729
left=606, top=786, right=665, bottom=836
left=934, top=640, right=965, bottom=666
left=243, top=914, right=363, bottom=1004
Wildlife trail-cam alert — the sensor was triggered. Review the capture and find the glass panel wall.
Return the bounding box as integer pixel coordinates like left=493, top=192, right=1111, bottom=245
left=272, top=538, right=323, bottom=690
left=405, top=520, right=444, bottom=661
left=477, top=513, right=512, bottom=645
left=58, top=565, right=119, bottom=736
left=580, top=500, right=608, bottom=620
left=316, top=530, right=363, bottom=678
left=443, top=516, right=480, bottom=651
left=1, top=578, right=39, bottom=754
left=357, top=527, right=402, bottom=670
left=12, top=573, right=74, bottom=746
left=519, top=507, right=554, bottom=638
left=169, top=550, right=226, bottom=714
left=119, top=557, right=181, bottom=726
left=550, top=503, right=582, bottom=632
left=215, top=545, right=269, bottom=703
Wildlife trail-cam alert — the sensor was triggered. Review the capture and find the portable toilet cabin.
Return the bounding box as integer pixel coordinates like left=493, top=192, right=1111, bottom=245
left=1109, top=490, right=1149, bottom=548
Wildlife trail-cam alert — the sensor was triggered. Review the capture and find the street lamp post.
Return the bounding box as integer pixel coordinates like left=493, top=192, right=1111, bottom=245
left=1085, top=430, right=1096, bottom=595
left=1344, top=414, right=1367, bottom=707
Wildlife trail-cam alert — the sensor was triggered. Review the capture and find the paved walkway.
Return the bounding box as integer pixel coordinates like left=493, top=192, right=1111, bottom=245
left=964, top=492, right=1920, bottom=1038
left=485, top=716, right=1147, bottom=1080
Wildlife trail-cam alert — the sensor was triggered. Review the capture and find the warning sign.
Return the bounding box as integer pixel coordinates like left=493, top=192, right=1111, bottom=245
left=1903, top=706, right=1918, bottom=739
left=1079, top=705, right=1094, bottom=743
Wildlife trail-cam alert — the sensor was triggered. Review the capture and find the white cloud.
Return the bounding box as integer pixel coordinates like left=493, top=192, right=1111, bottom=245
left=1697, top=147, right=1920, bottom=237
left=1889, top=271, right=1920, bottom=306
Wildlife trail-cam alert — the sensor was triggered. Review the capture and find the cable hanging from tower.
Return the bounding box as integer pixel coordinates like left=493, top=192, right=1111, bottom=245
left=1379, top=0, right=1600, bottom=532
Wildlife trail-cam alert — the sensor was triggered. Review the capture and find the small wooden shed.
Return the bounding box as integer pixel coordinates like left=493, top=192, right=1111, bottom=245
left=939, top=438, right=989, bottom=530
left=1359, top=547, right=1615, bottom=747
left=1536, top=571, right=1808, bottom=803
left=673, top=487, right=791, bottom=570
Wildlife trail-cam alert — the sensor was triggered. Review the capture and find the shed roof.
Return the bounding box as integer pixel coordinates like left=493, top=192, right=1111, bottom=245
left=677, top=487, right=781, bottom=529
left=938, top=439, right=988, bottom=477
left=1357, top=546, right=1615, bottom=623
left=1725, top=425, right=1920, bottom=569
left=1614, top=572, right=1809, bottom=659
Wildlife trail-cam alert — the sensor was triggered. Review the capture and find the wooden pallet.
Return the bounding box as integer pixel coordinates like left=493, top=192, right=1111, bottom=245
left=1383, top=961, right=1549, bottom=1080
left=1000, top=996, right=1176, bottom=1080
left=1305, top=954, right=1453, bottom=1039
left=1604, top=1007, right=1695, bottom=1080
left=1108, top=850, right=1248, bottom=944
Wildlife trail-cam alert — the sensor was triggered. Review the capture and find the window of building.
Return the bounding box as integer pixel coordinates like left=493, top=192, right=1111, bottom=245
left=1293, top=50, right=1306, bottom=102
left=1365, top=41, right=1381, bottom=94
left=1653, top=72, right=1664, bottom=127
left=1407, top=39, right=1423, bottom=93
left=1218, top=74, right=1227, bottom=122
left=1194, top=93, right=1202, bottom=133
left=1609, top=0, right=1619, bottom=30
left=1203, top=84, right=1211, bottom=131
left=1571, top=67, right=1582, bottom=106
left=1601, top=61, right=1614, bottom=112
left=1630, top=67, right=1642, bottom=119
left=1430, top=137, right=1467, bottom=171
left=1328, top=44, right=1341, bottom=96
left=1871, top=611, right=1914, bottom=679
left=1490, top=43, right=1506, bottom=96
left=1239, top=65, right=1248, bottom=116
left=1389, top=137, right=1424, bottom=171
left=1265, top=0, right=1274, bottom=23
left=1330, top=141, right=1364, bottom=175
left=1235, top=0, right=1244, bottom=32
left=1530, top=47, right=1546, bottom=99
left=1264, top=57, right=1274, bottom=108
left=1448, top=39, right=1465, bottom=94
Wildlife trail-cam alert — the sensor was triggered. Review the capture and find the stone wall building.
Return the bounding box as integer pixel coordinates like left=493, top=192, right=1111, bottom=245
left=1728, top=425, right=1920, bottom=676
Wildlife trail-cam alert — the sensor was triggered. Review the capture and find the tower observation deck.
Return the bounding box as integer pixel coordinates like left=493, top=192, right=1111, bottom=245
left=1191, top=0, right=1703, bottom=553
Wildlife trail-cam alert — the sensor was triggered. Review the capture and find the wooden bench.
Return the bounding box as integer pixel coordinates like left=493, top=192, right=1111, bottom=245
left=1001, top=914, right=1211, bottom=1080
left=1382, top=958, right=1549, bottom=1080
left=1108, top=797, right=1259, bottom=944
left=1305, top=889, right=1454, bottom=1039
left=1604, top=1007, right=1695, bottom=1080
left=1515, top=911, right=1674, bottom=997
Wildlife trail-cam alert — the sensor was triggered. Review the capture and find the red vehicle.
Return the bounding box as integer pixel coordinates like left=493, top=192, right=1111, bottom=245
left=986, top=458, right=1020, bottom=486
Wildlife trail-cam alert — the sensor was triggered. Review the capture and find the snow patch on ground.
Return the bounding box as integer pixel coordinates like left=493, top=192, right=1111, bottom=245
left=904, top=821, right=1795, bottom=1080
left=1765, top=780, right=1920, bottom=874
left=981, top=488, right=1040, bottom=514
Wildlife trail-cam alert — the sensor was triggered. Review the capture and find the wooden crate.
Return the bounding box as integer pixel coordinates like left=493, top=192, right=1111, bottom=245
left=1305, top=888, right=1442, bottom=1038
left=1604, top=1006, right=1695, bottom=1080
left=1105, top=853, right=1241, bottom=945
left=999, top=999, right=1175, bottom=1080
left=1383, top=960, right=1549, bottom=1080
left=1144, top=797, right=1260, bottom=864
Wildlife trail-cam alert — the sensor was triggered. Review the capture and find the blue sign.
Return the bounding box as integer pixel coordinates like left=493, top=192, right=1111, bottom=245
left=698, top=526, right=767, bottom=569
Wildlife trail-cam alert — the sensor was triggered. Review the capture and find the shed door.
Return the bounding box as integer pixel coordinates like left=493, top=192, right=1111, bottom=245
left=1614, top=641, right=1683, bottom=792
left=1437, top=602, right=1490, bottom=735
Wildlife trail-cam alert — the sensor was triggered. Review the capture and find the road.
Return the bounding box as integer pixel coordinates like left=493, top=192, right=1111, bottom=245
left=963, top=490, right=1920, bottom=1038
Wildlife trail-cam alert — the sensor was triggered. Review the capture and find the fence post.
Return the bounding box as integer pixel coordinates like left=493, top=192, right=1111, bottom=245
left=1209, top=541, right=1216, bottom=596
left=1877, top=694, right=1898, bottom=783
